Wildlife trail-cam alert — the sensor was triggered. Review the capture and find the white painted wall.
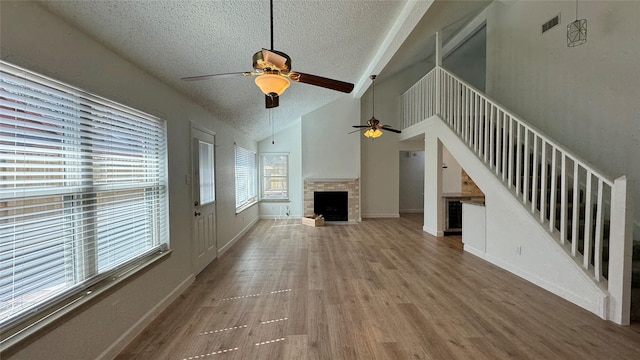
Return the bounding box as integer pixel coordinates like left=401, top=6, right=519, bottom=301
left=360, top=59, right=433, bottom=218
left=258, top=121, right=303, bottom=219
left=443, top=25, right=486, bottom=92
left=399, top=151, right=425, bottom=212
left=301, top=96, right=360, bottom=180
left=479, top=0, right=640, bottom=238
left=1, top=2, right=258, bottom=359
left=442, top=146, right=462, bottom=194
left=398, top=147, right=462, bottom=211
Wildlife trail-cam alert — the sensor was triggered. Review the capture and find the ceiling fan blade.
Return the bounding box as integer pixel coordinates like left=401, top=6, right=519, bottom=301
left=352, top=125, right=370, bottom=128
left=288, top=72, right=354, bottom=93
left=348, top=128, right=366, bottom=134
left=266, top=94, right=279, bottom=109
left=383, top=127, right=402, bottom=134
left=181, top=71, right=255, bottom=82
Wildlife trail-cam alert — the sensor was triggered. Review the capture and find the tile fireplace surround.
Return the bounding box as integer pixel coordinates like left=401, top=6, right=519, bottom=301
left=304, top=178, right=360, bottom=222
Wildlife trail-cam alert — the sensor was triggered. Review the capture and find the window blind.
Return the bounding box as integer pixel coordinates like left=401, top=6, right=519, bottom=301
left=234, top=144, right=256, bottom=211
left=0, top=61, right=168, bottom=327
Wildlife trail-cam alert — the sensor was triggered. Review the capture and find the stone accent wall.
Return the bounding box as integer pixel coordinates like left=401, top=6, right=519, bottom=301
left=304, top=179, right=360, bottom=222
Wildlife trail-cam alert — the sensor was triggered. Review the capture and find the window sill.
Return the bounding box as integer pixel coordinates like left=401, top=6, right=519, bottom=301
left=260, top=199, right=290, bottom=203
left=235, top=200, right=258, bottom=214
left=0, top=247, right=173, bottom=356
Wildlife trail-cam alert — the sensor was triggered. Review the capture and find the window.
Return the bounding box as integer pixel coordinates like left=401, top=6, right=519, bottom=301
left=0, top=61, right=168, bottom=334
left=261, top=153, right=288, bottom=200
left=234, top=144, right=257, bottom=212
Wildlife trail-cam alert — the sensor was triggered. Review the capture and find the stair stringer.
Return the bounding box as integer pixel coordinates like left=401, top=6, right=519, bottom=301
left=415, top=115, right=610, bottom=319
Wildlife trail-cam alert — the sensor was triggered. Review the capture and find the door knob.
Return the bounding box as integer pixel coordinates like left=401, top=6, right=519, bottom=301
left=194, top=211, right=201, bottom=217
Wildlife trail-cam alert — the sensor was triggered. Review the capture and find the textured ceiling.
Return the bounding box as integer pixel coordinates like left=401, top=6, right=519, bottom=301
left=37, top=0, right=489, bottom=141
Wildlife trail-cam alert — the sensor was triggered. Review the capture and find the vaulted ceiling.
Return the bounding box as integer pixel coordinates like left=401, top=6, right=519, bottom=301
left=38, top=0, right=490, bottom=141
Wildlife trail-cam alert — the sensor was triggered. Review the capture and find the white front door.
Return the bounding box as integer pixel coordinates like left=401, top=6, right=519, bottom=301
left=192, top=126, right=217, bottom=274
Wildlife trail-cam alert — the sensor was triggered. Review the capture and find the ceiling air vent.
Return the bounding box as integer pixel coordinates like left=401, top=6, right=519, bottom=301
left=542, top=14, right=560, bottom=34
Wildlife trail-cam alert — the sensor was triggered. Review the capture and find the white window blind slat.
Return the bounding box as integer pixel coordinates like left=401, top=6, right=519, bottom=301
left=0, top=60, right=168, bottom=328
left=234, top=144, right=257, bottom=210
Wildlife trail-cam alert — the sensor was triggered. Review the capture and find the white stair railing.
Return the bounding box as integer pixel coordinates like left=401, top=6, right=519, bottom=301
left=402, top=66, right=632, bottom=323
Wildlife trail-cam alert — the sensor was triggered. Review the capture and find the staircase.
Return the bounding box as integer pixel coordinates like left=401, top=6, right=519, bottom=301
left=401, top=66, right=637, bottom=324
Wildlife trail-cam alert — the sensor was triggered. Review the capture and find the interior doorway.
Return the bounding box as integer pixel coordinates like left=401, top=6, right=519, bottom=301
left=399, top=150, right=424, bottom=227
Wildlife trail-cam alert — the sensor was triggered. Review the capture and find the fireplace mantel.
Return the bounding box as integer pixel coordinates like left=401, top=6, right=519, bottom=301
left=305, top=178, right=358, bottom=182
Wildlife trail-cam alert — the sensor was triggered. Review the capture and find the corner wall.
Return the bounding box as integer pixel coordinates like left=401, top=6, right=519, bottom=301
left=0, top=2, right=258, bottom=358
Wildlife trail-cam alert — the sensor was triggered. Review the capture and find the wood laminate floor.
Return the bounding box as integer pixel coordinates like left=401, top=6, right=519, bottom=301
left=116, top=216, right=640, bottom=360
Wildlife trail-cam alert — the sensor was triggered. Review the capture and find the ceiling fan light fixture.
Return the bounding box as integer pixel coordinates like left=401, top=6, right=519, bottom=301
left=255, top=73, right=290, bottom=96
left=364, top=128, right=383, bottom=138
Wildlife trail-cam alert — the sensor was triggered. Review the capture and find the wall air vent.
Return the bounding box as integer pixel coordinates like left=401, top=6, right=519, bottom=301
left=542, top=14, right=560, bottom=34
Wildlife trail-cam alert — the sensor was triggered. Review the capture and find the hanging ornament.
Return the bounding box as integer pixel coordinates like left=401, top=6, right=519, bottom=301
left=567, top=0, right=587, bottom=47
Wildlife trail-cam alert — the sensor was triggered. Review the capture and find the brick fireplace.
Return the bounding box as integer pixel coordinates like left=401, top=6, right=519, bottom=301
left=303, top=179, right=360, bottom=222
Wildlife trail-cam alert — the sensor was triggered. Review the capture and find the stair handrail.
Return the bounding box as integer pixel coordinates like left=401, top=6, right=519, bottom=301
left=435, top=67, right=615, bottom=186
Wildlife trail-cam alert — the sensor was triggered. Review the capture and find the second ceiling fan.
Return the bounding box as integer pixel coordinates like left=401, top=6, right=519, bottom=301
left=352, top=75, right=401, bottom=138
left=181, top=0, right=354, bottom=109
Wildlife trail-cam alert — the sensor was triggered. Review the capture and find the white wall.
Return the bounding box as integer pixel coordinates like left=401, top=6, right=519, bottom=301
left=443, top=25, right=486, bottom=91
left=442, top=146, right=462, bottom=194
left=397, top=146, right=461, bottom=212
left=399, top=151, right=425, bottom=212
left=1, top=2, right=258, bottom=359
left=481, top=0, right=640, bottom=238
left=258, top=121, right=303, bottom=219
left=301, top=96, right=360, bottom=180
left=360, top=59, right=433, bottom=218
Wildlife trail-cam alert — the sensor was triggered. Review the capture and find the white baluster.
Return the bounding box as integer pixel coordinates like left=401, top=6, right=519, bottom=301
left=560, top=154, right=568, bottom=244
left=571, top=162, right=580, bottom=256
left=549, top=148, right=558, bottom=232
left=582, top=172, right=593, bottom=269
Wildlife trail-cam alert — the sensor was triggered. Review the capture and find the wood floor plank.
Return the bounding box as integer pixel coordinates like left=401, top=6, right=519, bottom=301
left=115, top=217, right=640, bottom=360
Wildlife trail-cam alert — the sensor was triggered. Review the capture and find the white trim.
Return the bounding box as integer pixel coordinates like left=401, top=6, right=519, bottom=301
left=259, top=215, right=301, bottom=220
left=305, top=178, right=359, bottom=182
left=423, top=225, right=444, bottom=237
left=362, top=213, right=400, bottom=219
left=483, top=253, right=609, bottom=320
left=463, top=245, right=486, bottom=260
left=96, top=274, right=195, bottom=360
left=399, top=209, right=424, bottom=213
left=217, top=217, right=259, bottom=257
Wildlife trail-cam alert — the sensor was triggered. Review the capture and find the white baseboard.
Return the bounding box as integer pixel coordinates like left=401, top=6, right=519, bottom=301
left=96, top=274, right=195, bottom=360
left=399, top=209, right=424, bottom=213
left=218, top=217, right=259, bottom=257
left=362, top=213, right=400, bottom=218
left=423, top=225, right=443, bottom=237
left=482, top=253, right=608, bottom=320
left=463, top=245, right=486, bottom=260
left=259, top=215, right=301, bottom=220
